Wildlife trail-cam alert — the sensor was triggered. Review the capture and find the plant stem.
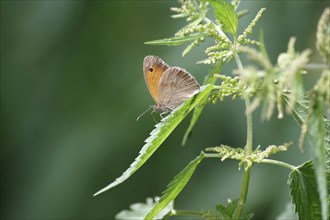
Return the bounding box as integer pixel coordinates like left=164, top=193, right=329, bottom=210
left=203, top=154, right=297, bottom=170
left=203, top=153, right=222, bottom=158
left=233, top=166, right=251, bottom=219
left=245, top=98, right=253, bottom=155
left=234, top=53, right=243, bottom=69
left=260, top=159, right=297, bottom=170
left=232, top=96, right=253, bottom=219
left=212, top=19, right=253, bottom=219
left=203, top=17, right=228, bottom=39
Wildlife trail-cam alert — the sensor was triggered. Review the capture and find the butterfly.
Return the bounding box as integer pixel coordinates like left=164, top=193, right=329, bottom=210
left=143, top=55, right=200, bottom=113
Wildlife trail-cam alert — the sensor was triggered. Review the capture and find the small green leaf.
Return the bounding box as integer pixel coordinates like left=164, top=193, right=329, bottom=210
left=94, top=85, right=213, bottom=196
left=144, top=33, right=206, bottom=46
left=145, top=153, right=205, bottom=220
left=115, top=197, right=173, bottom=220
left=210, top=199, right=253, bottom=220
left=207, top=0, right=238, bottom=36
left=216, top=199, right=239, bottom=219
left=288, top=161, right=322, bottom=220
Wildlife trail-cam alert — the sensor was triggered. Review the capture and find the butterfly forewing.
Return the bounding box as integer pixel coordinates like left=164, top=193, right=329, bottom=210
left=158, top=67, right=200, bottom=110
left=143, top=56, right=169, bottom=104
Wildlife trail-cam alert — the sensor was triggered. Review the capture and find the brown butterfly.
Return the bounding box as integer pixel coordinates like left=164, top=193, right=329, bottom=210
left=143, top=55, right=200, bottom=113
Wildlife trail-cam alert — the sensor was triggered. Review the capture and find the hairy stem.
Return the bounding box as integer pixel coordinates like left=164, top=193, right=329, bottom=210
left=231, top=52, right=253, bottom=219
left=210, top=17, right=253, bottom=219
left=232, top=97, right=253, bottom=219
left=234, top=53, right=243, bottom=69
left=245, top=97, right=253, bottom=155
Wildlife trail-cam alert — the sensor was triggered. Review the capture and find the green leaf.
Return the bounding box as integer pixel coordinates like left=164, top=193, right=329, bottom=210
left=283, top=93, right=309, bottom=128
left=144, top=33, right=206, bottom=46
left=145, top=153, right=205, bottom=220
left=203, top=199, right=254, bottom=220
left=94, top=85, right=213, bottom=196
left=207, top=0, right=238, bottom=36
left=181, top=101, right=207, bottom=146
left=115, top=197, right=173, bottom=220
left=288, top=161, right=322, bottom=220
left=284, top=93, right=330, bottom=220
left=309, top=95, right=330, bottom=220
left=216, top=199, right=239, bottom=219
left=182, top=62, right=223, bottom=145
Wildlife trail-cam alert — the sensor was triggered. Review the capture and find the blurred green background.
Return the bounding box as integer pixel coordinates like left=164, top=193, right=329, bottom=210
left=1, top=1, right=328, bottom=219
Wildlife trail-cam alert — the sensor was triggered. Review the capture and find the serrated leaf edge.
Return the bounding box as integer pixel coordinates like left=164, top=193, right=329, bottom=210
left=94, top=85, right=213, bottom=196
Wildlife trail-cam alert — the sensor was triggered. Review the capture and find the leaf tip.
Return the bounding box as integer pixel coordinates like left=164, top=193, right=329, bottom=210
left=93, top=187, right=107, bottom=197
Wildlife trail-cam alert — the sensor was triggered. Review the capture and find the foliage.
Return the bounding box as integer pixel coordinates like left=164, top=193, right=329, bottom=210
left=146, top=153, right=204, bottom=220
left=288, top=161, right=327, bottom=220
left=96, top=1, right=330, bottom=219
left=93, top=85, right=213, bottom=196
left=115, top=197, right=173, bottom=220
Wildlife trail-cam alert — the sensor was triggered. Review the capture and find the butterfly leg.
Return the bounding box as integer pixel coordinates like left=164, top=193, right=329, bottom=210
left=151, top=110, right=158, bottom=123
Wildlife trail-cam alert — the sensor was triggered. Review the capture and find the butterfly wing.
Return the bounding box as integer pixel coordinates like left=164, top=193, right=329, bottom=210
left=143, top=55, right=169, bottom=104
left=158, top=67, right=200, bottom=111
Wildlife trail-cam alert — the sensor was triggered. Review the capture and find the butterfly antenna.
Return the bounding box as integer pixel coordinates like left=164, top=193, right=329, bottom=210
left=136, top=106, right=153, bottom=121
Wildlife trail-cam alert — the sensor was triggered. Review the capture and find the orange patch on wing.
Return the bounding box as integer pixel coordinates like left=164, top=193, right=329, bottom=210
left=143, top=56, right=169, bottom=104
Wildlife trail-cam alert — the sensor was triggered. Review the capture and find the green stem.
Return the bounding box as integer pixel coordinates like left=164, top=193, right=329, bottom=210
left=260, top=159, right=297, bottom=170
left=232, top=96, right=253, bottom=219
left=203, top=153, right=222, bottom=158
left=203, top=17, right=228, bottom=39
left=204, top=153, right=297, bottom=171
left=211, top=19, right=252, bottom=219
left=234, top=53, right=243, bottom=69
left=233, top=166, right=251, bottom=219
left=245, top=98, right=253, bottom=155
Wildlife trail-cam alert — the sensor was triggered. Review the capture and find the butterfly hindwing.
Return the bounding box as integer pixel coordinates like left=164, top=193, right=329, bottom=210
left=158, top=67, right=200, bottom=110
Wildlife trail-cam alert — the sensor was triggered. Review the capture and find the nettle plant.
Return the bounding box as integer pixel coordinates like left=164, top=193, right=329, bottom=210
left=95, top=1, right=330, bottom=219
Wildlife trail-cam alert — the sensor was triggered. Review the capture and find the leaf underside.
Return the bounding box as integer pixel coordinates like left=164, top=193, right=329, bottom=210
left=284, top=94, right=330, bottom=220
left=94, top=84, right=213, bottom=196
left=288, top=161, right=323, bottom=220
left=145, top=153, right=205, bottom=220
